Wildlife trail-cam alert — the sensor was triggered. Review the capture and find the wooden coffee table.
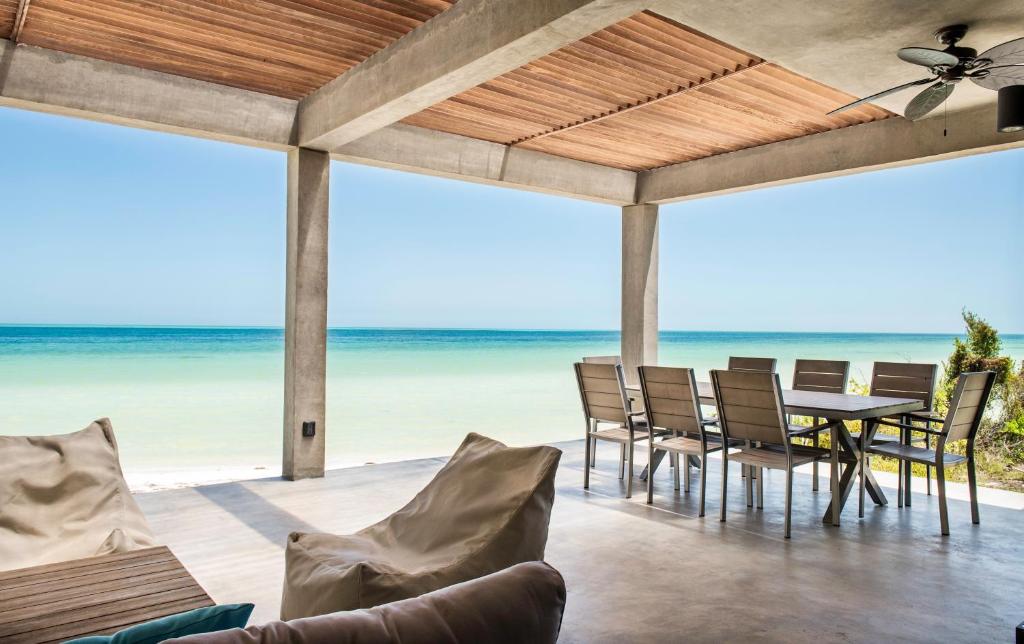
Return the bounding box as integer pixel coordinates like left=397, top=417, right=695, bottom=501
left=0, top=546, right=214, bottom=644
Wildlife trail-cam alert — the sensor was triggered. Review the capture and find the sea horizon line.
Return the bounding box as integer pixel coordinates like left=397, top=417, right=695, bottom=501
left=1, top=323, right=1021, bottom=336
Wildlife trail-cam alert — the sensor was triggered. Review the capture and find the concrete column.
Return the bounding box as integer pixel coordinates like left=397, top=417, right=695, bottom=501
left=283, top=148, right=329, bottom=480
left=621, top=203, right=659, bottom=384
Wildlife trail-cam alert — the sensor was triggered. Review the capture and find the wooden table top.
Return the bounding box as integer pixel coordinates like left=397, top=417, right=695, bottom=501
left=0, top=546, right=214, bottom=644
left=627, top=381, right=923, bottom=421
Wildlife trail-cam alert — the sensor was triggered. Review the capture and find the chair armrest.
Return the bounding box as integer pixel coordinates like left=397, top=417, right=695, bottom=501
left=872, top=418, right=944, bottom=436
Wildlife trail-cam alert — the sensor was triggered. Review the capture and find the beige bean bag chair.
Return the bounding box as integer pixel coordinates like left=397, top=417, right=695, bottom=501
left=0, top=418, right=155, bottom=571
left=168, top=561, right=566, bottom=644
left=281, top=433, right=561, bottom=619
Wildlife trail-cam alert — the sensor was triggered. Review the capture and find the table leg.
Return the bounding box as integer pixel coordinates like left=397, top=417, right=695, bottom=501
left=830, top=420, right=841, bottom=526
left=862, top=419, right=887, bottom=506
left=639, top=449, right=667, bottom=482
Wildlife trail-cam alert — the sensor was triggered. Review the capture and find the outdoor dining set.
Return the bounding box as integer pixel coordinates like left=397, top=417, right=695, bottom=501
left=573, top=356, right=996, bottom=538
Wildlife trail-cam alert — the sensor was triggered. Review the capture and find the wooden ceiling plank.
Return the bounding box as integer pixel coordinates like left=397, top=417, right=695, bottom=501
left=22, top=17, right=314, bottom=97
left=46, top=0, right=354, bottom=75
left=25, top=3, right=336, bottom=89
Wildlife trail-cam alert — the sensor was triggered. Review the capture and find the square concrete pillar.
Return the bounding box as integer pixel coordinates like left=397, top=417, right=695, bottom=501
left=621, top=203, right=658, bottom=384
left=283, top=148, right=329, bottom=480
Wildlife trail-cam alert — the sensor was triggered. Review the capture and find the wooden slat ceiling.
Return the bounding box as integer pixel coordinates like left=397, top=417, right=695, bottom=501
left=0, top=0, right=18, bottom=39
left=6, top=0, right=455, bottom=99
left=402, top=11, right=893, bottom=171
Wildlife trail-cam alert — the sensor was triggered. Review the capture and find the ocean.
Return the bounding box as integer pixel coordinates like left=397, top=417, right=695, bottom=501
left=3, top=326, right=1022, bottom=490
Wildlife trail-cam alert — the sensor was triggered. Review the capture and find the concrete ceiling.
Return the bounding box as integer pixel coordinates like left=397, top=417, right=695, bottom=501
left=651, top=0, right=1024, bottom=119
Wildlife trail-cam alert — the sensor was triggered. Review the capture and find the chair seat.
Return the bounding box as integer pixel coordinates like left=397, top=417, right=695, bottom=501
left=867, top=443, right=967, bottom=466
left=590, top=426, right=651, bottom=443
left=727, top=444, right=829, bottom=470
left=651, top=434, right=726, bottom=455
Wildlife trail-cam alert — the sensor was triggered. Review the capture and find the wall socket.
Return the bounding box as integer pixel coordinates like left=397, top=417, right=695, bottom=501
left=301, top=421, right=316, bottom=437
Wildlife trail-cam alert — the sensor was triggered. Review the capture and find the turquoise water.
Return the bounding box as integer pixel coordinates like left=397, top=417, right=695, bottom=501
left=2, top=326, right=1022, bottom=483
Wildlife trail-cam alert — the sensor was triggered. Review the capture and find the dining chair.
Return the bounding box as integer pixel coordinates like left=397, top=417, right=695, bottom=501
left=574, top=361, right=657, bottom=498
left=867, top=371, right=995, bottom=535
left=856, top=362, right=939, bottom=503
left=727, top=356, right=777, bottom=372
left=726, top=357, right=777, bottom=482
left=710, top=369, right=831, bottom=538
left=582, top=355, right=623, bottom=468
left=791, top=359, right=850, bottom=492
left=639, top=366, right=729, bottom=516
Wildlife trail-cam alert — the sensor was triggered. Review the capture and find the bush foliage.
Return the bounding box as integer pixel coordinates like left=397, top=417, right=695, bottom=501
left=938, top=310, right=1024, bottom=483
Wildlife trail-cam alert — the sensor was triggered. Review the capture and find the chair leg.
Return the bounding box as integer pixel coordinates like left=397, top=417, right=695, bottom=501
left=720, top=454, right=729, bottom=522
left=590, top=436, right=597, bottom=468
left=897, top=460, right=904, bottom=508
left=812, top=428, right=819, bottom=492
left=925, top=431, right=932, bottom=495
left=683, top=455, right=691, bottom=493
left=646, top=443, right=655, bottom=504
left=967, top=452, right=980, bottom=525
left=858, top=421, right=867, bottom=519
left=699, top=451, right=708, bottom=518
left=784, top=468, right=793, bottom=539
left=619, top=444, right=626, bottom=480
left=937, top=462, right=949, bottom=536
left=626, top=440, right=635, bottom=498
left=583, top=432, right=592, bottom=490
left=746, top=462, right=753, bottom=508
left=673, top=454, right=682, bottom=492
left=756, top=467, right=764, bottom=509
left=902, top=422, right=912, bottom=507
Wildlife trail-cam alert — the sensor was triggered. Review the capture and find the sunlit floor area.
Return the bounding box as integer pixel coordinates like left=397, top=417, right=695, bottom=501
left=137, top=439, right=1024, bottom=643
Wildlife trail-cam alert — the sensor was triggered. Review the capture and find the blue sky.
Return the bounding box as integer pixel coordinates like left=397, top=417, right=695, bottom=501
left=0, top=107, right=1021, bottom=332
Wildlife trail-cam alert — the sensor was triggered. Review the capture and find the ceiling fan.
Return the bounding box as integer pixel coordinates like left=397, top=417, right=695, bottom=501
left=829, top=24, right=1024, bottom=120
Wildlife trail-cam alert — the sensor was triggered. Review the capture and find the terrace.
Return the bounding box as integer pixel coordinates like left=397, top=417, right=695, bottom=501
left=1, top=0, right=1023, bottom=642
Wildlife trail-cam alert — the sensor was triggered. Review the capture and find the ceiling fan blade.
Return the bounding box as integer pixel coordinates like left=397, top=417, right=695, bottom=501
left=897, top=47, right=959, bottom=68
left=977, top=36, right=1024, bottom=66
left=971, top=64, right=1024, bottom=90
left=827, top=78, right=934, bottom=115
left=904, top=82, right=955, bottom=120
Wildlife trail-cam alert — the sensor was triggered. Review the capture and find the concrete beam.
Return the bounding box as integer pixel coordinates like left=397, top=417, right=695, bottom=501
left=637, top=105, right=1024, bottom=204
left=331, top=123, right=637, bottom=205
left=621, top=204, right=659, bottom=384
left=0, top=41, right=296, bottom=149
left=283, top=148, right=330, bottom=480
left=297, top=0, right=651, bottom=150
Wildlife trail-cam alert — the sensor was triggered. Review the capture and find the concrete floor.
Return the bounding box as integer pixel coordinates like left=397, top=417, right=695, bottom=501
left=136, top=439, right=1024, bottom=643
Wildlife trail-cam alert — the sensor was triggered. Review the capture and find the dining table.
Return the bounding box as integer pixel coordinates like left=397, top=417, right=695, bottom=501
left=625, top=381, right=924, bottom=525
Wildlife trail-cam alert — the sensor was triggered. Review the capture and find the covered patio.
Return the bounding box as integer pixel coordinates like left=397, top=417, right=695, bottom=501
left=138, top=440, right=1024, bottom=641
left=2, top=0, right=1023, bottom=641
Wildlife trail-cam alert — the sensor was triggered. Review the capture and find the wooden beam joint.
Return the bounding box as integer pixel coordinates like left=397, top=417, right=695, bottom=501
left=509, top=58, right=768, bottom=146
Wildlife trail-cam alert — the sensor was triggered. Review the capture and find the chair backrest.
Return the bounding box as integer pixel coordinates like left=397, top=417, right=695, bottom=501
left=710, top=369, right=788, bottom=446
left=941, top=371, right=996, bottom=443
left=792, top=359, right=850, bottom=394
left=728, top=356, right=777, bottom=373
left=638, top=366, right=704, bottom=435
left=574, top=361, right=630, bottom=424
left=870, top=362, right=939, bottom=408
left=582, top=355, right=621, bottom=365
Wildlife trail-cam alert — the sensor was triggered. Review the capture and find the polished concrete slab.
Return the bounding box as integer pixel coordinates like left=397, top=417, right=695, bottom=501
left=136, top=439, right=1024, bottom=643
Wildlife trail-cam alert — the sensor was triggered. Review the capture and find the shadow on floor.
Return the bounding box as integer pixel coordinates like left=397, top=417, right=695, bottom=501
left=195, top=481, right=319, bottom=547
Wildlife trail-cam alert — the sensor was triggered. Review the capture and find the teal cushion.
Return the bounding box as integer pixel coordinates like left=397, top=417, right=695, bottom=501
left=64, top=603, right=253, bottom=644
